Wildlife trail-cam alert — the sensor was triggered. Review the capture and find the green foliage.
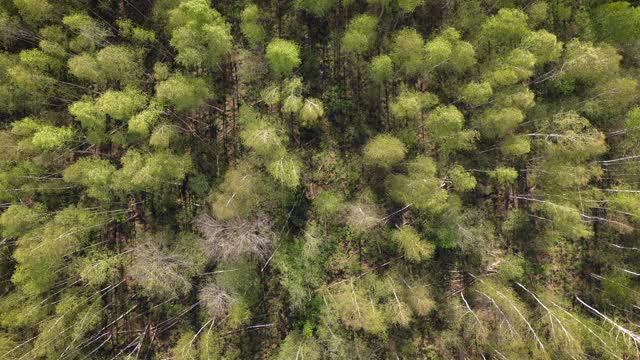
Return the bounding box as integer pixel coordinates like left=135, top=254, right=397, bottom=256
left=31, top=125, right=74, bottom=151
left=299, top=98, right=325, bottom=127
left=387, top=156, right=448, bottom=213
left=63, top=13, right=111, bottom=52
left=390, top=28, right=425, bottom=77
left=168, top=0, right=233, bottom=69
left=96, top=88, right=147, bottom=121
left=556, top=39, right=621, bottom=88
left=523, top=30, right=562, bottom=65
left=111, top=150, right=192, bottom=192
left=500, top=135, right=531, bottom=157
left=266, top=39, right=301, bottom=78
left=391, top=225, right=434, bottom=262
left=12, top=206, right=105, bottom=295
left=117, top=19, right=156, bottom=45
left=369, top=54, right=394, bottom=83
left=294, top=0, right=337, bottom=16
left=171, top=331, right=198, bottom=360
left=128, top=103, right=162, bottom=136
left=489, top=166, right=518, bottom=185
left=390, top=88, right=438, bottom=122
left=267, top=154, right=302, bottom=188
left=208, top=163, right=273, bottom=219
left=625, top=107, right=640, bottom=142
left=427, top=105, right=478, bottom=153
left=326, top=280, right=388, bottom=335
left=479, top=8, right=530, bottom=51
left=534, top=201, right=593, bottom=240
left=19, top=48, right=63, bottom=74
left=156, top=73, right=212, bottom=111
left=496, top=255, right=525, bottom=282
left=150, top=124, right=178, bottom=148
left=593, top=2, right=640, bottom=46
left=69, top=98, right=108, bottom=144
left=398, top=0, right=425, bottom=13
left=461, top=82, right=492, bottom=106
left=14, top=0, right=53, bottom=24
left=0, top=203, right=46, bottom=238
left=583, top=77, right=638, bottom=120
left=313, top=191, right=344, bottom=219
left=240, top=113, right=285, bottom=156
left=2, top=1, right=640, bottom=358
left=63, top=158, right=115, bottom=201
left=448, top=165, right=476, bottom=192
left=276, top=331, right=321, bottom=359
left=342, top=14, right=378, bottom=56
left=475, top=107, right=524, bottom=139
left=424, top=28, right=476, bottom=73
left=75, top=250, right=120, bottom=287
left=601, top=270, right=634, bottom=306
left=240, top=4, right=266, bottom=48
left=363, top=134, right=406, bottom=169
left=97, top=45, right=143, bottom=84
left=68, top=54, right=102, bottom=84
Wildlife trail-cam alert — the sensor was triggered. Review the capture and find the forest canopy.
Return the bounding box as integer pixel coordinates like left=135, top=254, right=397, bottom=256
left=1, top=0, right=640, bottom=358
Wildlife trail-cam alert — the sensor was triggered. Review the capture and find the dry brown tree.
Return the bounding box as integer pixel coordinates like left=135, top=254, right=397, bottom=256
left=194, top=213, right=274, bottom=261
left=199, top=282, right=234, bottom=321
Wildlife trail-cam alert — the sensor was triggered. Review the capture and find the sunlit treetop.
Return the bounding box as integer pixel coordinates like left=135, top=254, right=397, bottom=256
left=168, top=0, right=233, bottom=70
left=342, top=14, right=378, bottom=56
left=390, top=28, right=425, bottom=78
left=266, top=39, right=301, bottom=78
left=240, top=4, right=266, bottom=48
left=363, top=134, right=407, bottom=169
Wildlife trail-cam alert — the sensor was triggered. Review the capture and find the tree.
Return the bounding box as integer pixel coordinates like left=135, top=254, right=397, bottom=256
left=298, top=97, right=325, bottom=127
left=424, top=28, right=476, bottom=74
left=363, top=134, right=406, bottom=169
left=11, top=206, right=105, bottom=295
left=195, top=213, right=273, bottom=261
left=426, top=105, right=478, bottom=153
left=240, top=4, right=266, bottom=48
left=478, top=8, right=530, bottom=52
left=63, top=13, right=111, bottom=52
left=127, top=232, right=206, bottom=299
left=342, top=14, right=378, bottom=56
left=391, top=225, right=434, bottom=262
left=111, top=150, right=193, bottom=192
left=390, top=88, right=439, bottom=124
left=168, top=0, right=233, bottom=70
left=556, top=39, right=621, bottom=89
left=294, top=0, right=336, bottom=16
left=268, top=153, right=302, bottom=188
left=63, top=158, right=115, bottom=202
left=156, top=73, right=212, bottom=112
left=387, top=156, right=448, bottom=213
left=207, top=163, right=274, bottom=219
left=369, top=54, right=393, bottom=83
left=14, top=0, right=54, bottom=25
left=95, top=45, right=143, bottom=85
left=96, top=87, right=147, bottom=121
left=593, top=2, right=640, bottom=47
left=266, top=38, right=301, bottom=78
left=448, top=165, right=476, bottom=192
left=475, top=107, right=524, bottom=139
left=398, top=0, right=425, bottom=13
left=30, top=125, right=74, bottom=151
left=390, top=28, right=425, bottom=78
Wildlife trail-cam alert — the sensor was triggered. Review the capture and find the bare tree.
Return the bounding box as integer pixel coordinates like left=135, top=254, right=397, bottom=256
left=194, top=214, right=274, bottom=261
left=127, top=241, right=194, bottom=299
left=199, top=283, right=234, bottom=321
